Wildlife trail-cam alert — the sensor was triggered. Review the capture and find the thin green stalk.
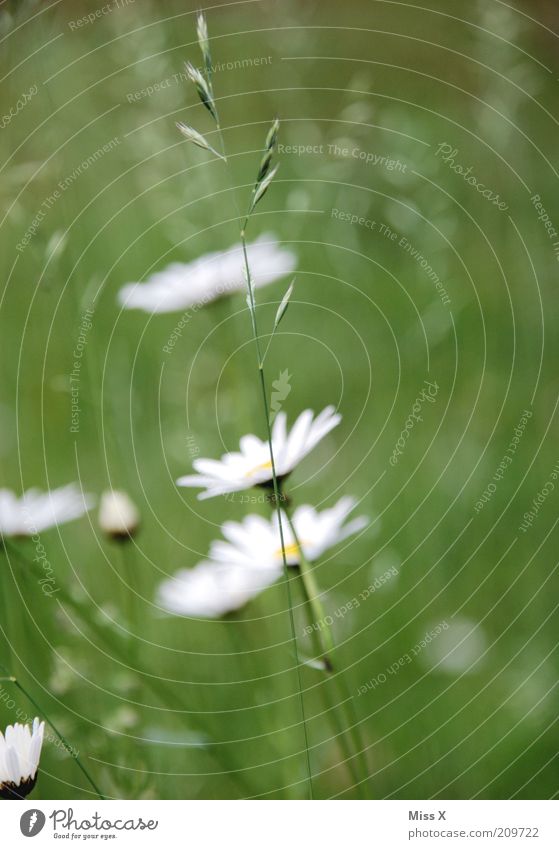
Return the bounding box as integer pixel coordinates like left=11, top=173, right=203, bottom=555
left=0, top=544, right=104, bottom=798
left=239, top=233, right=314, bottom=799
left=0, top=662, right=105, bottom=799
left=281, top=510, right=335, bottom=666
left=297, top=586, right=366, bottom=794
left=209, top=295, right=256, bottom=436
left=283, top=505, right=372, bottom=799
left=117, top=541, right=140, bottom=674
left=210, top=110, right=314, bottom=799
left=333, top=667, right=372, bottom=797
left=6, top=537, right=132, bottom=656
left=4, top=540, right=254, bottom=796
left=182, top=15, right=369, bottom=798
left=0, top=547, right=13, bottom=670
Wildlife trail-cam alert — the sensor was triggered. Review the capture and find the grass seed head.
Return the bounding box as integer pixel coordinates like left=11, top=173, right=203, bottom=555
left=274, top=278, right=294, bottom=329
left=176, top=121, right=226, bottom=160
left=196, top=11, right=212, bottom=77
left=250, top=163, right=279, bottom=212
left=256, top=119, right=280, bottom=183
left=184, top=60, right=218, bottom=122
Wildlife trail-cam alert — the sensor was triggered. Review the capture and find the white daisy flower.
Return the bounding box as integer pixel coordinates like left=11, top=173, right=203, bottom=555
left=0, top=717, right=44, bottom=799
left=157, top=496, right=367, bottom=617
left=117, top=232, right=296, bottom=314
left=0, top=485, right=95, bottom=538
left=98, top=489, right=140, bottom=540
left=157, top=559, right=280, bottom=618
left=177, top=406, right=341, bottom=500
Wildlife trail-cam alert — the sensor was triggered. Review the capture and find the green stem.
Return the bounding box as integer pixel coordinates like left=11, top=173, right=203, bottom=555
left=212, top=119, right=314, bottom=799
left=296, top=588, right=365, bottom=794
left=282, top=511, right=334, bottom=666
left=209, top=295, right=256, bottom=436
left=0, top=662, right=105, bottom=799
left=282, top=505, right=372, bottom=799
left=0, top=546, right=13, bottom=670
left=0, top=543, right=104, bottom=798
left=240, top=234, right=314, bottom=799
left=117, top=541, right=140, bottom=675
left=333, top=669, right=372, bottom=797
left=4, top=540, right=254, bottom=796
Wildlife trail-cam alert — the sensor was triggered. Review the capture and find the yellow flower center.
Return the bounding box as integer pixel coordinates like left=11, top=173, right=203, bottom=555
left=275, top=542, right=302, bottom=560
left=245, top=459, right=273, bottom=478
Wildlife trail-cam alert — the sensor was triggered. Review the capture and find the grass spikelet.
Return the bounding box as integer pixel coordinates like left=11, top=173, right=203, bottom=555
left=176, top=121, right=226, bottom=160
left=256, top=118, right=280, bottom=184
left=249, top=163, right=279, bottom=213
left=196, top=11, right=213, bottom=79
left=274, top=279, right=294, bottom=330
left=184, top=61, right=218, bottom=123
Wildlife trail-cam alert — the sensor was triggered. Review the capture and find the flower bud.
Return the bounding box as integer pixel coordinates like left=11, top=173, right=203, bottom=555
left=98, top=490, right=140, bottom=540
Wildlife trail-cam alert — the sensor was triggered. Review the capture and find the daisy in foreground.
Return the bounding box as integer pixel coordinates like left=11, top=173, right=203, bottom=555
left=177, top=406, right=341, bottom=499
left=117, top=232, right=296, bottom=314
left=157, top=496, right=367, bottom=617
left=0, top=485, right=95, bottom=538
left=0, top=718, right=44, bottom=800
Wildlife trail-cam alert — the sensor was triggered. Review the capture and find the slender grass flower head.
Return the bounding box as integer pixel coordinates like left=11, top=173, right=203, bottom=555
left=0, top=485, right=95, bottom=538
left=0, top=718, right=44, bottom=800
left=98, top=490, right=140, bottom=540
left=117, top=233, right=296, bottom=314
left=157, top=496, right=367, bottom=617
left=177, top=406, right=341, bottom=499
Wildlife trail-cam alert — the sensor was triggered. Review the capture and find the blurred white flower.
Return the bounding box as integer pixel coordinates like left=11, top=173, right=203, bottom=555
left=422, top=617, right=487, bottom=675
left=98, top=490, right=140, bottom=539
left=157, top=496, right=367, bottom=617
left=158, top=559, right=279, bottom=618
left=117, top=232, right=296, bottom=314
left=0, top=717, right=44, bottom=800
left=0, top=485, right=95, bottom=537
left=177, top=406, right=341, bottom=499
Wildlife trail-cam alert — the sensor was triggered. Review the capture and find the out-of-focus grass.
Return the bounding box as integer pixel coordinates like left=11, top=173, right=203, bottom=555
left=1, top=0, right=559, bottom=799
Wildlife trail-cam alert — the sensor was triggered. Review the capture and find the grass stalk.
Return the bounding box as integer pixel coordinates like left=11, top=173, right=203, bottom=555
left=117, top=541, right=141, bottom=674
left=296, top=586, right=366, bottom=795
left=0, top=661, right=105, bottom=799
left=3, top=539, right=254, bottom=796
left=0, top=547, right=13, bottom=670
left=282, top=504, right=372, bottom=798
left=238, top=231, right=315, bottom=799
left=0, top=544, right=104, bottom=798
left=205, top=104, right=314, bottom=798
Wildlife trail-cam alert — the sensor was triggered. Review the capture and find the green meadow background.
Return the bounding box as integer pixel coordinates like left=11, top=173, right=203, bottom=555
left=1, top=0, right=558, bottom=799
